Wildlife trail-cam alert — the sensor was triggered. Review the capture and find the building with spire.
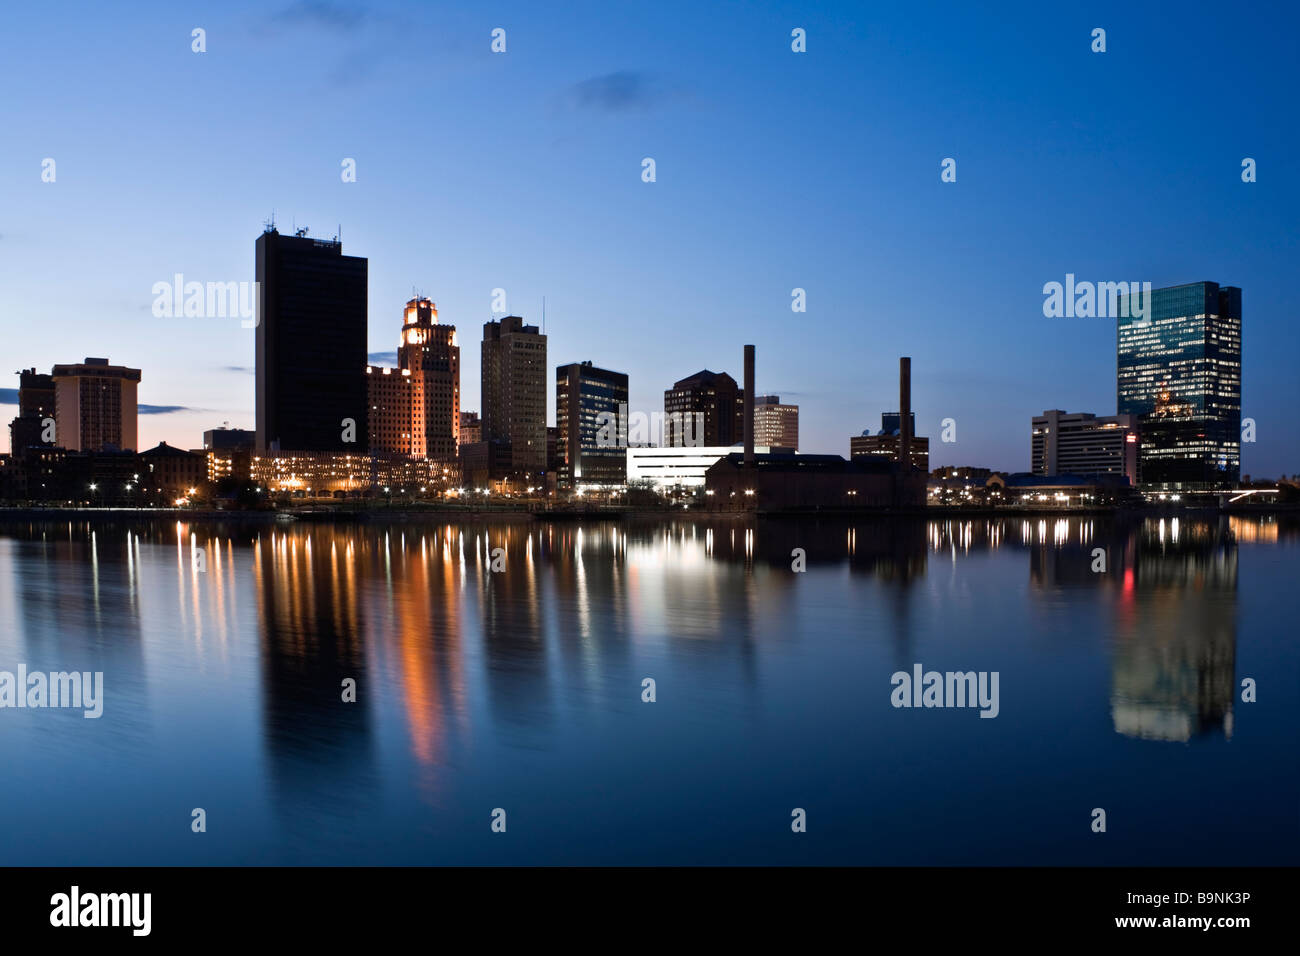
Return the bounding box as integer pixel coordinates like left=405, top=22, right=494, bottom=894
left=367, top=296, right=460, bottom=460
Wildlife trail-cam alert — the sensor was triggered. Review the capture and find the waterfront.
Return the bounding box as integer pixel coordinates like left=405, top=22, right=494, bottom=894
left=0, top=515, right=1295, bottom=865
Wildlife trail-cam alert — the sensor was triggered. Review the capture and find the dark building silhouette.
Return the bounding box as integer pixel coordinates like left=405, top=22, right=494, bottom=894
left=705, top=348, right=926, bottom=511
left=8, top=368, right=56, bottom=452
left=203, top=427, right=254, bottom=450
left=139, top=441, right=207, bottom=499
left=255, top=226, right=368, bottom=453
left=664, top=369, right=742, bottom=447
left=481, top=315, right=547, bottom=473
left=851, top=412, right=930, bottom=471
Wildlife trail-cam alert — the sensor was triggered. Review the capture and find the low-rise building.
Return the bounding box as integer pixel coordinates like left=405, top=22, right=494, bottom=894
left=851, top=412, right=929, bottom=471
left=140, top=442, right=208, bottom=500
left=705, top=452, right=926, bottom=511
left=628, top=444, right=778, bottom=491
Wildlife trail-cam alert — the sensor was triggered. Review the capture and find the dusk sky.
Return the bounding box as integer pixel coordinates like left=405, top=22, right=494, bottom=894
left=2, top=0, right=1296, bottom=474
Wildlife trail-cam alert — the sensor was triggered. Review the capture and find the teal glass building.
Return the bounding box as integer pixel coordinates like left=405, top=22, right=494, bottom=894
left=1117, top=282, right=1241, bottom=489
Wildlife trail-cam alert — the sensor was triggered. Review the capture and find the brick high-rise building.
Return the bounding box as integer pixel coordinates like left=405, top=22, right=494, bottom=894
left=51, top=357, right=141, bottom=452
left=663, top=370, right=742, bottom=447
left=365, top=297, right=460, bottom=460
left=481, top=315, right=547, bottom=473
left=753, top=395, right=799, bottom=450
left=366, top=366, right=418, bottom=455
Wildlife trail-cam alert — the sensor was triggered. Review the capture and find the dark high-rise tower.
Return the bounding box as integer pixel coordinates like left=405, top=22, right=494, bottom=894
left=255, top=226, right=368, bottom=452
left=1117, top=282, right=1241, bottom=488
left=555, top=361, right=628, bottom=489
left=481, top=315, right=547, bottom=472
left=8, top=368, right=56, bottom=452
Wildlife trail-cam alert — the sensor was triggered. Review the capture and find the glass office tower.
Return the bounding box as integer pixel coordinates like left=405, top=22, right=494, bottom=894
left=1117, top=282, right=1241, bottom=489
left=556, top=361, right=629, bottom=489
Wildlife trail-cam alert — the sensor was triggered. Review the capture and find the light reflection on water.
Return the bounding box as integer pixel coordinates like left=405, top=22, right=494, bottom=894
left=0, top=515, right=1295, bottom=865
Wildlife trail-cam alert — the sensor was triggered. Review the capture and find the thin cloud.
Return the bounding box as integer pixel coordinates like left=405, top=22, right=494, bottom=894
left=139, top=404, right=193, bottom=415
left=367, top=350, right=398, bottom=365
left=565, top=71, right=670, bottom=113
left=270, top=0, right=368, bottom=32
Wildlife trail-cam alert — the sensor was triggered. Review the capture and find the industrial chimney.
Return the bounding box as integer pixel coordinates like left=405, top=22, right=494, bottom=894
left=899, top=356, right=912, bottom=470
left=743, top=344, right=755, bottom=466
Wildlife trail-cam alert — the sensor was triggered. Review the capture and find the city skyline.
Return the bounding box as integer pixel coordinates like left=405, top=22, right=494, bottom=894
left=2, top=271, right=1288, bottom=485
left=1, top=2, right=1297, bottom=910
left=1, top=1, right=1296, bottom=476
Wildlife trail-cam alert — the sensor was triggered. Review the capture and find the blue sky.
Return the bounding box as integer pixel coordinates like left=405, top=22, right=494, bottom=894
left=2, top=0, right=1296, bottom=474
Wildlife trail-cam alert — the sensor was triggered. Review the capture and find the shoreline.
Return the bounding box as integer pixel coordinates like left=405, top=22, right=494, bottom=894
left=0, top=503, right=1294, bottom=523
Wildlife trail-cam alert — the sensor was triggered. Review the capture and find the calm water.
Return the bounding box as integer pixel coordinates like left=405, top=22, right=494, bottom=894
left=0, top=514, right=1295, bottom=866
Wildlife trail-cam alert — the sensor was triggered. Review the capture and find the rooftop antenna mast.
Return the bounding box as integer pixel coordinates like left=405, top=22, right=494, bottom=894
left=542, top=296, right=546, bottom=335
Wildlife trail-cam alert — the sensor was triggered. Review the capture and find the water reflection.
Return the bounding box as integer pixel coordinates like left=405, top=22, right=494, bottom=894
left=0, top=513, right=1293, bottom=864
left=1019, top=516, right=1239, bottom=742
left=253, top=529, right=375, bottom=823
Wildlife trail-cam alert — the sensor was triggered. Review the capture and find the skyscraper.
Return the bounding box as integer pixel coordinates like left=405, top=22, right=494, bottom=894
left=663, top=370, right=742, bottom=447
left=51, top=357, right=141, bottom=452
left=365, top=366, right=417, bottom=455
left=255, top=226, right=368, bottom=453
left=365, top=297, right=460, bottom=460
left=556, top=361, right=629, bottom=489
left=753, top=395, right=799, bottom=450
left=1117, top=282, right=1241, bottom=488
left=481, top=315, right=547, bottom=473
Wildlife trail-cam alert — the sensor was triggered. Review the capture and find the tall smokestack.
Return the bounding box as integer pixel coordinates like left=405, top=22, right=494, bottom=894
left=743, top=344, right=755, bottom=466
left=899, top=356, right=912, bottom=470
